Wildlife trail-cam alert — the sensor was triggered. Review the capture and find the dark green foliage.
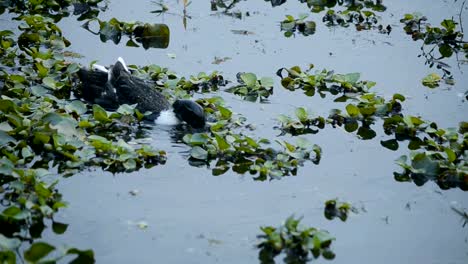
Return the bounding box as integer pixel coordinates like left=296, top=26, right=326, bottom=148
left=257, top=216, right=335, bottom=264
left=400, top=13, right=468, bottom=77
left=324, top=199, right=355, bottom=221
left=225, top=73, right=274, bottom=102
left=277, top=64, right=467, bottom=190
left=280, top=14, right=316, bottom=37
left=182, top=98, right=322, bottom=180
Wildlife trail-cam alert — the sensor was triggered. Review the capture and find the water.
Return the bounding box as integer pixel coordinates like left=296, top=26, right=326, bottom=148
left=44, top=0, right=468, bottom=263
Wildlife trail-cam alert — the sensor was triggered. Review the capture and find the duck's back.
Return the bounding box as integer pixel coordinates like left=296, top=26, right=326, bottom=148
left=110, top=61, right=170, bottom=115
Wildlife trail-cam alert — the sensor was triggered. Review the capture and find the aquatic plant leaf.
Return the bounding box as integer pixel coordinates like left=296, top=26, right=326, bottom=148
left=380, top=139, right=399, bottom=151
left=191, top=146, right=208, bottom=160
left=66, top=101, right=87, bottom=115
left=346, top=104, right=360, bottom=117
left=295, top=107, right=308, bottom=122
left=240, top=73, right=257, bottom=86
left=42, top=76, right=56, bottom=89
left=0, top=131, right=16, bottom=147
left=24, top=242, right=55, bottom=262
left=343, top=73, right=360, bottom=84
left=422, top=73, right=442, bottom=88
left=52, top=221, right=68, bottom=234
left=92, top=104, right=110, bottom=123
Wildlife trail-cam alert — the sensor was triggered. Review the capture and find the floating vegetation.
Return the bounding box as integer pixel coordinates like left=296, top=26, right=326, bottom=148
left=211, top=0, right=246, bottom=19
left=225, top=73, right=274, bottom=102
left=421, top=73, right=454, bottom=88
left=277, top=65, right=376, bottom=99
left=277, top=64, right=467, bottom=190
left=322, top=9, right=391, bottom=34
left=307, top=0, right=387, bottom=13
left=277, top=107, right=325, bottom=136
left=400, top=13, right=468, bottom=77
left=183, top=127, right=321, bottom=180
left=280, top=14, right=317, bottom=37
left=324, top=199, right=355, bottom=221
left=0, top=0, right=106, bottom=21
left=257, top=216, right=335, bottom=263
left=82, top=19, right=170, bottom=49
left=0, top=237, right=95, bottom=263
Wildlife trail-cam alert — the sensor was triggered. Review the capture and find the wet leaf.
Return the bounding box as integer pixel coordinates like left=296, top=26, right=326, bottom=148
left=380, top=139, right=399, bottom=151
left=24, top=242, right=55, bottom=262
left=52, top=221, right=68, bottom=234
left=191, top=146, right=208, bottom=160
left=241, top=73, right=257, bottom=86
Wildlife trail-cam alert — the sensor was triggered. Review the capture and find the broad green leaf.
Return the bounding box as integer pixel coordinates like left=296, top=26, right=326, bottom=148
left=24, top=242, right=55, bottom=262
left=66, top=101, right=87, bottom=115
left=343, top=73, right=360, bottom=84
left=260, top=77, right=274, bottom=88
left=214, top=133, right=230, bottom=151
left=422, top=73, right=441, bottom=88
left=380, top=139, right=399, bottom=151
left=52, top=221, right=68, bottom=234
left=295, top=107, right=308, bottom=122
left=190, top=146, right=208, bottom=160
left=42, top=76, right=56, bottom=89
left=240, top=73, right=257, bottom=87
left=92, top=104, right=110, bottom=123
left=346, top=104, right=360, bottom=117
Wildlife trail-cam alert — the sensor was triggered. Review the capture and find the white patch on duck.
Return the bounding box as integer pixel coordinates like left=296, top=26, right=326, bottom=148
left=92, top=64, right=108, bottom=73
left=154, top=109, right=181, bottom=126
left=117, top=57, right=130, bottom=72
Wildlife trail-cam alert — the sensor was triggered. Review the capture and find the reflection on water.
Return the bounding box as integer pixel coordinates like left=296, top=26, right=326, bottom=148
left=82, top=20, right=170, bottom=49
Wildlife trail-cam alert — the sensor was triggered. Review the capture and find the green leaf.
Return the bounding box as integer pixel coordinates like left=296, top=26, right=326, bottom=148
left=345, top=104, right=360, bottom=117
left=42, top=76, right=56, bottom=89
left=24, top=242, right=55, bottom=262
left=190, top=146, right=208, bottom=160
left=52, top=221, right=68, bottom=234
left=343, top=73, right=360, bottom=84
left=0, top=131, right=15, bottom=147
left=422, top=73, right=441, bottom=88
left=439, top=44, right=453, bottom=58
left=66, top=101, right=87, bottom=115
left=380, top=139, right=399, bottom=151
left=295, top=107, right=308, bottom=122
left=260, top=77, right=274, bottom=88
left=30, top=85, right=50, bottom=96
left=441, top=19, right=456, bottom=31
left=445, top=148, right=456, bottom=163
left=67, top=248, right=95, bottom=264
left=240, top=73, right=257, bottom=87
left=214, top=133, right=230, bottom=151
left=93, top=104, right=110, bottom=123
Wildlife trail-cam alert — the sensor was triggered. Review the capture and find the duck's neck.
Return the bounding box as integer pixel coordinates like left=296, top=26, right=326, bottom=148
left=154, top=109, right=180, bottom=126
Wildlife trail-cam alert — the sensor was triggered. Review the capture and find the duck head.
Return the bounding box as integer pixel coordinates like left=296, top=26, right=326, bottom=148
left=172, top=99, right=206, bottom=129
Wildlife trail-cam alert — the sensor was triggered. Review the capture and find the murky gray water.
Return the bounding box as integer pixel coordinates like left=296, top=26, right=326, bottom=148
left=42, top=0, right=468, bottom=263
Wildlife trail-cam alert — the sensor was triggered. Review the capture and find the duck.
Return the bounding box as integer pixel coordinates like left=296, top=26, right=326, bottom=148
left=77, top=57, right=206, bottom=129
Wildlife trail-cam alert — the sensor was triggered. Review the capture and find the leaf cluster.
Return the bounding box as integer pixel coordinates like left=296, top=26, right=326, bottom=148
left=280, top=14, right=316, bottom=37
left=225, top=72, right=274, bottom=102
left=257, top=216, right=335, bottom=264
